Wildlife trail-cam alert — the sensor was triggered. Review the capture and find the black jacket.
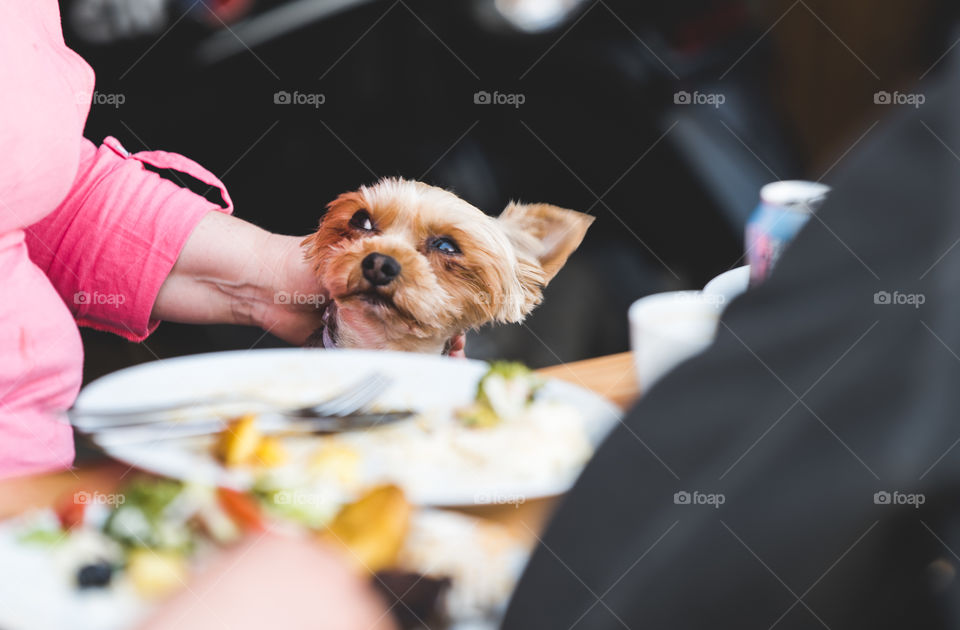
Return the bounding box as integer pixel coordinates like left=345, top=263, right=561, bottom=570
left=503, top=56, right=960, bottom=630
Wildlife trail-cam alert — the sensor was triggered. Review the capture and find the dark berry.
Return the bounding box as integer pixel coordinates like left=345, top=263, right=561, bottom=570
left=77, top=561, right=113, bottom=588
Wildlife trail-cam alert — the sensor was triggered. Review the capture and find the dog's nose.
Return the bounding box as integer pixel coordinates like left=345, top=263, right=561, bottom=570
left=362, top=252, right=401, bottom=286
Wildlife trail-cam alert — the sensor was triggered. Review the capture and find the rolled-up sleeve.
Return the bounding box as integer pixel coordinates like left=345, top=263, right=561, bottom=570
left=24, top=136, right=233, bottom=341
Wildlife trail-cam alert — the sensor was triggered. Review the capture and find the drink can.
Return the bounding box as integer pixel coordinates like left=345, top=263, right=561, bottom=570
left=746, top=180, right=830, bottom=285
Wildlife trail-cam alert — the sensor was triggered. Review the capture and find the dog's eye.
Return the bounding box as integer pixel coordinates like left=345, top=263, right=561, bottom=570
left=429, top=236, right=461, bottom=255
left=349, top=210, right=375, bottom=231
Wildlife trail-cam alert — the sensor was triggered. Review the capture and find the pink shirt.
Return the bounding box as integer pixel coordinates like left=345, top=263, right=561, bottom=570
left=0, top=2, right=232, bottom=477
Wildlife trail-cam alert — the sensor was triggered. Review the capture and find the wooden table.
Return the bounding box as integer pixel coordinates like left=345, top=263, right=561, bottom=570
left=0, top=352, right=638, bottom=539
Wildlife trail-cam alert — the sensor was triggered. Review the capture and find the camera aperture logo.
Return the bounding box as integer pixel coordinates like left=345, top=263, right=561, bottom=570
left=474, top=90, right=525, bottom=108
left=874, top=490, right=925, bottom=508
left=674, top=490, right=725, bottom=508
left=874, top=290, right=924, bottom=308
left=874, top=91, right=925, bottom=108
left=674, top=90, right=725, bottom=108
left=274, top=90, right=326, bottom=108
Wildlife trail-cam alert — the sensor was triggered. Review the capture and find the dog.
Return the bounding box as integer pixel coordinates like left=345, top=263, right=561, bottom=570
left=302, top=178, right=593, bottom=354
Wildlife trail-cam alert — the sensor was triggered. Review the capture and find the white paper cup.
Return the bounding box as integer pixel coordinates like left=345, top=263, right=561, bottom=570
left=628, top=291, right=721, bottom=393
left=703, top=265, right=750, bottom=309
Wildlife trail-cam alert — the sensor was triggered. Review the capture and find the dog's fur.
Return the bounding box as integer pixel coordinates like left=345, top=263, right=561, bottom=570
left=302, top=178, right=593, bottom=353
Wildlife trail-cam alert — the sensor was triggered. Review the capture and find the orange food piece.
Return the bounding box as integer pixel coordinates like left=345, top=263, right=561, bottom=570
left=217, top=487, right=265, bottom=532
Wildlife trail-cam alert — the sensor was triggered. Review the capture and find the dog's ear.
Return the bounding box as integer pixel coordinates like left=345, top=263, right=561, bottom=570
left=498, top=202, right=594, bottom=285
left=301, top=191, right=363, bottom=271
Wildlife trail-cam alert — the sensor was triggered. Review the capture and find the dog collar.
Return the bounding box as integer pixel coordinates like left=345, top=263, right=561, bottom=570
left=319, top=302, right=338, bottom=349
left=321, top=320, right=338, bottom=349
left=303, top=301, right=338, bottom=349
left=307, top=300, right=456, bottom=355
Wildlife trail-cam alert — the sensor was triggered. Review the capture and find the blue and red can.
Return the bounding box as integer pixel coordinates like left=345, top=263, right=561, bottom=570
left=746, top=181, right=830, bottom=285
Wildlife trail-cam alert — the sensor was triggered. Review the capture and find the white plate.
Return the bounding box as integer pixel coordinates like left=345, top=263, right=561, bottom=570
left=75, top=349, right=621, bottom=505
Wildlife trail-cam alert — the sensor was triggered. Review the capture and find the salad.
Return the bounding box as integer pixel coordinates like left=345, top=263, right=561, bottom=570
left=4, top=476, right=524, bottom=630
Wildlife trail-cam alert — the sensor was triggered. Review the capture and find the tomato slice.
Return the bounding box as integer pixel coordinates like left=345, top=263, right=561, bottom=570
left=217, top=487, right=265, bottom=532
left=54, top=490, right=86, bottom=530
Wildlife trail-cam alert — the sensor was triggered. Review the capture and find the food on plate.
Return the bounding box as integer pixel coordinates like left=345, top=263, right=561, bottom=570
left=76, top=559, right=114, bottom=588
left=250, top=476, right=341, bottom=530
left=195, top=360, right=591, bottom=504
left=44, top=478, right=250, bottom=600
left=310, top=361, right=592, bottom=499
left=54, top=490, right=87, bottom=531
left=1, top=475, right=528, bottom=630
left=254, top=436, right=288, bottom=466
left=213, top=414, right=260, bottom=465
left=104, top=478, right=193, bottom=551
left=475, top=362, right=543, bottom=417
left=213, top=414, right=287, bottom=467
left=216, top=487, right=265, bottom=533
left=322, top=484, right=412, bottom=572
left=54, top=350, right=618, bottom=628
left=126, top=549, right=187, bottom=598
left=457, top=361, right=543, bottom=427
left=17, top=526, right=67, bottom=546
left=309, top=440, right=361, bottom=486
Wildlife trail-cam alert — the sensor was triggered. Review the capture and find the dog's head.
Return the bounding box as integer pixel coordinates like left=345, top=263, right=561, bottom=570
left=302, top=178, right=593, bottom=353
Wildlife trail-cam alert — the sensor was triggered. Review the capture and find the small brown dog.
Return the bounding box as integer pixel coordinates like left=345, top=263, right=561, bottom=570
left=302, top=178, right=593, bottom=353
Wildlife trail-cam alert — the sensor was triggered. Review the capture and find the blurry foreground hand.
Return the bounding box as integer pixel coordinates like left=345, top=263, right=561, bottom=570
left=138, top=534, right=396, bottom=630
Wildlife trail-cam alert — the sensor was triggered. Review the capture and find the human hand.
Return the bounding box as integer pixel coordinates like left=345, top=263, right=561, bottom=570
left=256, top=232, right=327, bottom=345
left=137, top=534, right=395, bottom=630
left=152, top=213, right=326, bottom=346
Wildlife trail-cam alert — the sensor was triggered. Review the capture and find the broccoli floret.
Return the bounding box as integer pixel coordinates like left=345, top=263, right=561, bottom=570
left=103, top=478, right=188, bottom=551
left=456, top=403, right=502, bottom=428
left=475, top=361, right=540, bottom=407
left=459, top=362, right=542, bottom=428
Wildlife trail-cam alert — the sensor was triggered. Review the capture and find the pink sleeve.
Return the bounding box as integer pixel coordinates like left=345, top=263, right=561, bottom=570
left=24, top=136, right=234, bottom=341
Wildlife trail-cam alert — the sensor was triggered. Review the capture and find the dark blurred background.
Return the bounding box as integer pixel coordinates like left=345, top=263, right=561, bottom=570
left=66, top=0, right=956, bottom=380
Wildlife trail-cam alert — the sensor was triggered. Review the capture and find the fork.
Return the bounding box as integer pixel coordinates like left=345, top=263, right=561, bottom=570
left=70, top=372, right=392, bottom=428
left=77, top=373, right=406, bottom=445
left=89, top=411, right=414, bottom=446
